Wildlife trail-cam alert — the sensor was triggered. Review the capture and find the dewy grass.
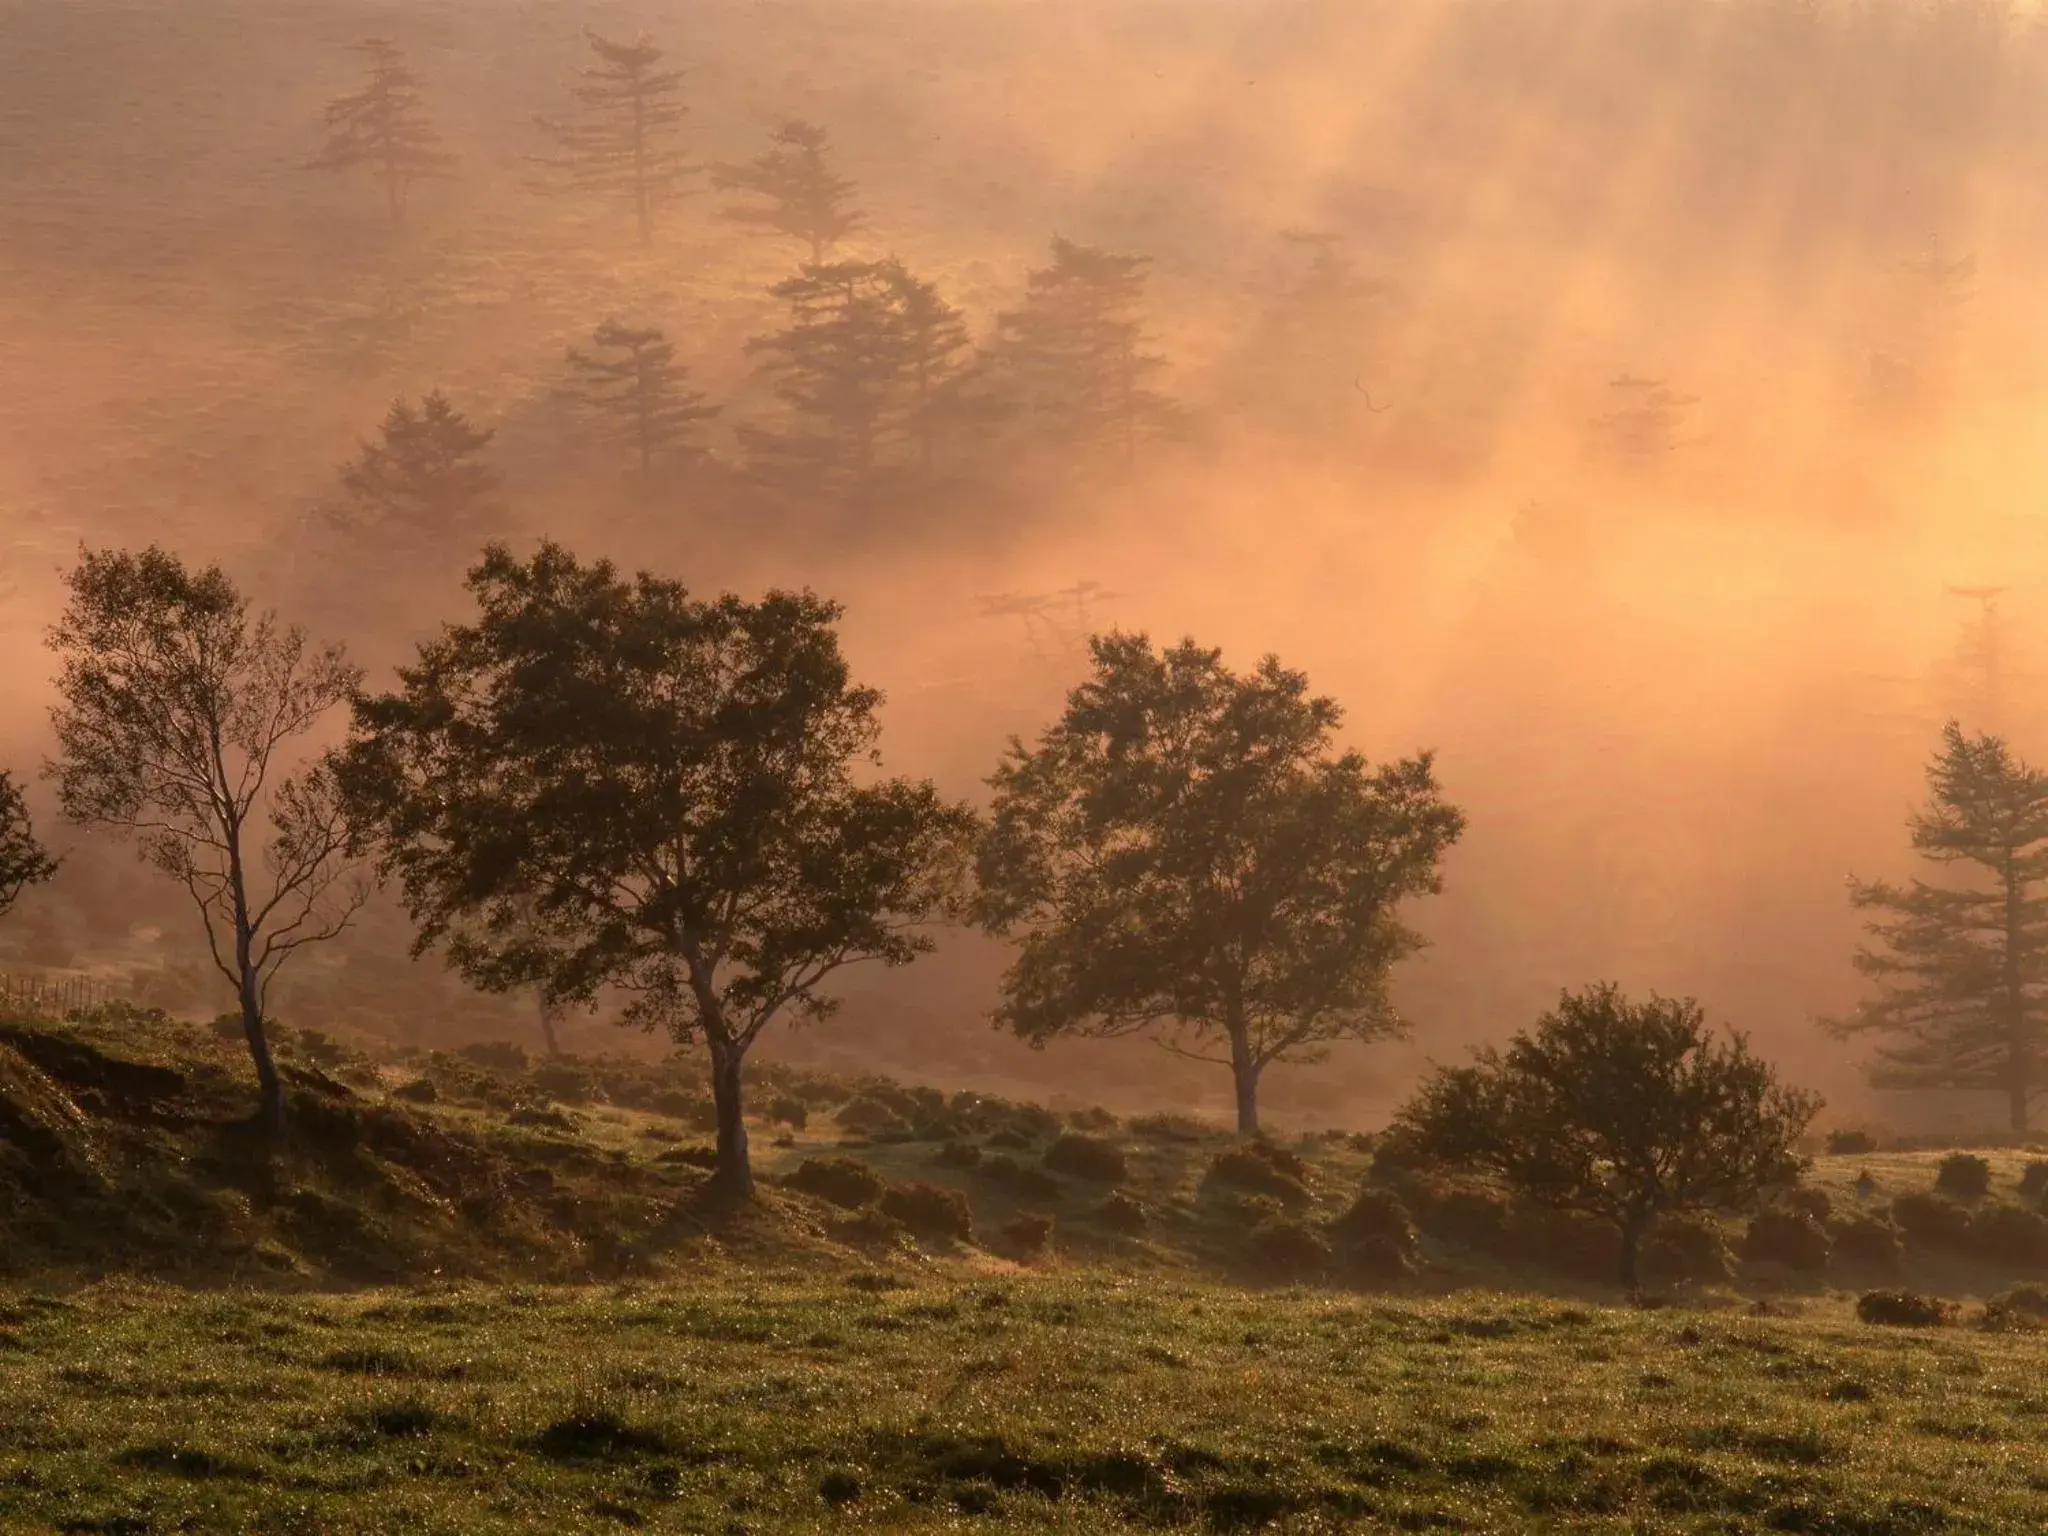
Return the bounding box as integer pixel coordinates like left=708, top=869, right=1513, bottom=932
left=1, top=1275, right=2046, bottom=1532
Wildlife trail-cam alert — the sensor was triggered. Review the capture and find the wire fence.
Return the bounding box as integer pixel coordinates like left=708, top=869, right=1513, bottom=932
left=0, top=972, right=120, bottom=1019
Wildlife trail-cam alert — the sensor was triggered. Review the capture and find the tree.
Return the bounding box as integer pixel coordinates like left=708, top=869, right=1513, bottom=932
left=712, top=120, right=864, bottom=264
left=309, top=38, right=453, bottom=225
left=739, top=259, right=971, bottom=503
left=340, top=543, right=976, bottom=1198
left=1393, top=984, right=1821, bottom=1292
left=1229, top=231, right=1393, bottom=446
left=972, top=633, right=1463, bottom=1135
left=45, top=548, right=368, bottom=1135
left=333, top=391, right=502, bottom=563
left=563, top=320, right=719, bottom=478
left=1830, top=723, right=2048, bottom=1133
left=0, top=771, right=58, bottom=918
left=985, top=237, right=1182, bottom=465
left=534, top=29, right=696, bottom=247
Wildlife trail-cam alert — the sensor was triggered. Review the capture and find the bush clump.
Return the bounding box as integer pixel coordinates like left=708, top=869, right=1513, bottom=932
left=458, top=1041, right=528, bottom=1074
left=1329, top=1187, right=1418, bottom=1256
left=1642, top=1214, right=1735, bottom=1286
left=1128, top=1112, right=1206, bottom=1142
left=788, top=1157, right=884, bottom=1211
left=1984, top=1283, right=2048, bottom=1330
left=1935, top=1153, right=1993, bottom=1200
left=835, top=1096, right=910, bottom=1137
left=1970, top=1202, right=2048, bottom=1267
left=1043, top=1132, right=1128, bottom=1184
left=1246, top=1219, right=1333, bottom=1283
left=1779, top=1186, right=1832, bottom=1223
left=931, top=1140, right=982, bottom=1170
left=1826, top=1129, right=1878, bottom=1156
left=996, top=1214, right=1053, bottom=1258
left=1204, top=1143, right=1312, bottom=1206
left=1892, top=1191, right=1973, bottom=1250
left=763, top=1095, right=809, bottom=1131
left=1829, top=1214, right=1902, bottom=1271
left=976, top=1154, right=1061, bottom=1204
left=392, top=1078, right=438, bottom=1105
left=1096, top=1191, right=1147, bottom=1235
left=1739, top=1209, right=1830, bottom=1274
left=878, top=1182, right=973, bottom=1244
left=2018, top=1161, right=2048, bottom=1202
left=1412, top=1185, right=1512, bottom=1253
left=1856, top=1291, right=1957, bottom=1328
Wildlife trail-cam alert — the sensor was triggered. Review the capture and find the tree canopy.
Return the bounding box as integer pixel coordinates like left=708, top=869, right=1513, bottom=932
left=1393, top=983, right=1820, bottom=1291
left=341, top=543, right=976, bottom=1197
left=563, top=319, right=719, bottom=478
left=334, top=391, right=502, bottom=566
left=309, top=38, right=453, bottom=224
left=713, top=120, right=864, bottom=264
left=973, top=632, right=1463, bottom=1134
left=0, top=771, right=58, bottom=920
left=1831, top=722, right=2048, bottom=1132
left=534, top=29, right=695, bottom=246
left=45, top=548, right=366, bottom=1133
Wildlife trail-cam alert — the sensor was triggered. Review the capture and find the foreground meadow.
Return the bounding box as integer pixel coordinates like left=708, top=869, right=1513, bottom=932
left=1, top=1274, right=2044, bottom=1534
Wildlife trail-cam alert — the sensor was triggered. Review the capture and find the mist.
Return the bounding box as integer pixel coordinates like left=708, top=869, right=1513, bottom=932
left=6, top=0, right=2048, bottom=1132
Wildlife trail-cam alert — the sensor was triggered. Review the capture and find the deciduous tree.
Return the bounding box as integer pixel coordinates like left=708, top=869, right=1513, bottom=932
left=45, top=549, right=367, bottom=1135
left=973, top=633, right=1463, bottom=1135
left=1393, top=984, right=1820, bottom=1292
left=309, top=38, right=453, bottom=225
left=0, top=772, right=58, bottom=919
left=341, top=543, right=975, bottom=1198
left=1831, top=722, right=2048, bottom=1133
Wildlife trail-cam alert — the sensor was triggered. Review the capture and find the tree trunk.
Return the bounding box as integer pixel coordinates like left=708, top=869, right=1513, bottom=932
left=1618, top=1215, right=1646, bottom=1295
left=708, top=1038, right=753, bottom=1200
left=240, top=963, right=284, bottom=1137
left=2006, top=855, right=2031, bottom=1135
left=536, top=996, right=564, bottom=1058
left=1228, top=1024, right=1261, bottom=1138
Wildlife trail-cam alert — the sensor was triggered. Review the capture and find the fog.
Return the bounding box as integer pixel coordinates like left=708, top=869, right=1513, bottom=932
left=6, top=0, right=2048, bottom=1129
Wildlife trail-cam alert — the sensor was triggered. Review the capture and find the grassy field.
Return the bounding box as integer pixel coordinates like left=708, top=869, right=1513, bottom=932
left=6, top=1273, right=2048, bottom=1534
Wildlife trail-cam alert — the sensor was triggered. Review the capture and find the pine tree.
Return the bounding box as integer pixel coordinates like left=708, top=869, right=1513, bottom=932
left=985, top=237, right=1182, bottom=465
left=563, top=320, right=719, bottom=477
left=1231, top=231, right=1392, bottom=444
left=534, top=29, right=696, bottom=246
left=712, top=120, right=864, bottom=264
left=309, top=38, right=453, bottom=225
left=739, top=259, right=970, bottom=502
left=334, top=391, right=502, bottom=562
left=1831, top=722, right=2048, bottom=1133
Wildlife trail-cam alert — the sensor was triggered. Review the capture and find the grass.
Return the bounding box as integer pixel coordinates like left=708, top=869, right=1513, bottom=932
left=2, top=1274, right=2046, bottom=1532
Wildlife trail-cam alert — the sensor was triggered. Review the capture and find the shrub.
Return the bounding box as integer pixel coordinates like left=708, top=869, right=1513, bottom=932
left=788, top=1157, right=883, bottom=1211
left=1643, top=1213, right=1736, bottom=1286
left=1413, top=1185, right=1512, bottom=1252
left=392, top=1078, right=438, bottom=1104
left=1340, top=1234, right=1415, bottom=1284
left=1129, top=1112, right=1206, bottom=1142
left=1779, top=1186, right=1832, bottom=1223
left=985, top=1127, right=1034, bottom=1151
left=1329, top=1187, right=1418, bottom=1257
left=1507, top=1207, right=1623, bottom=1281
left=1067, top=1106, right=1119, bottom=1132
left=1936, top=1153, right=1993, bottom=1200
left=879, top=1182, right=973, bottom=1244
left=1970, top=1202, right=2048, bottom=1267
left=996, top=1214, right=1053, bottom=1258
left=1892, top=1191, right=1973, bottom=1250
left=1097, top=1192, right=1147, bottom=1235
left=1043, top=1133, right=1128, bottom=1184
left=1856, top=1291, right=1956, bottom=1328
left=530, top=1061, right=595, bottom=1103
left=1739, top=1209, right=1830, bottom=1273
left=1830, top=1215, right=1902, bottom=1271
left=835, top=1096, right=910, bottom=1137
left=1988, top=1283, right=2048, bottom=1325
left=1246, top=1220, right=1332, bottom=1282
left=764, top=1095, right=809, bottom=1131
left=458, top=1041, right=528, bottom=1074
left=931, top=1140, right=982, bottom=1169
left=975, top=1154, right=1061, bottom=1204
left=1204, top=1144, right=1311, bottom=1206
left=1826, top=1129, right=1878, bottom=1156
left=2019, top=1161, right=2048, bottom=1201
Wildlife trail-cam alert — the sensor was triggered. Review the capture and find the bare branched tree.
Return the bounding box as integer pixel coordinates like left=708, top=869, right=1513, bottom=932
left=45, top=548, right=369, bottom=1135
